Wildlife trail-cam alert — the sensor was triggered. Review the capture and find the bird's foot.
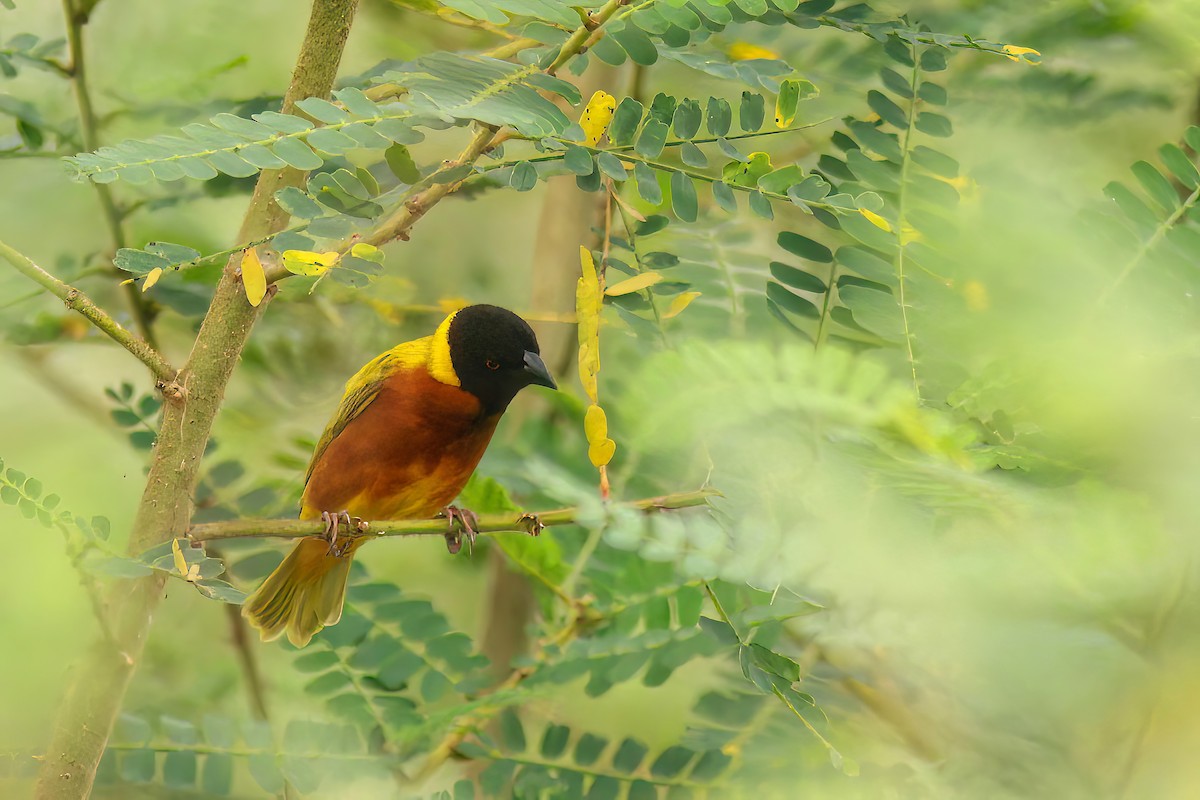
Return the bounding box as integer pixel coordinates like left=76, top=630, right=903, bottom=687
left=319, top=510, right=364, bottom=557
left=440, top=505, right=480, bottom=555
left=517, top=513, right=545, bottom=537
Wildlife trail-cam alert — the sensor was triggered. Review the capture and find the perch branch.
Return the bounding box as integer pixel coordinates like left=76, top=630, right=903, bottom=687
left=188, top=488, right=718, bottom=542
left=0, top=238, right=178, bottom=384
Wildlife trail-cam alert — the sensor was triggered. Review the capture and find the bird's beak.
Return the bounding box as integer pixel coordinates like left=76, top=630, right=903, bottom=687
left=522, top=351, right=556, bottom=390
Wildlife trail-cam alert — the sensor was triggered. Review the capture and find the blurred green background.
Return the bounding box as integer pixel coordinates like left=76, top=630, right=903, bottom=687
left=4, top=0, right=1200, bottom=797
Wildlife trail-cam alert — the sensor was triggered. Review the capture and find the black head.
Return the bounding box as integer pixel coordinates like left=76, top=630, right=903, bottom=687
left=446, top=305, right=556, bottom=414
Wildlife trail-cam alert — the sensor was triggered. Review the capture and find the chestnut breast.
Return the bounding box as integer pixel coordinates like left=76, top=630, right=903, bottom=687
left=300, top=367, right=500, bottom=521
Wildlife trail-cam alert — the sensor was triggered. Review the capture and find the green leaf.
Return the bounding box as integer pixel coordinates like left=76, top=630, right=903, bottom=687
left=920, top=47, right=947, bottom=71
left=915, top=112, right=953, bottom=138
left=610, top=23, right=658, bottom=66
left=706, top=97, right=732, bottom=137
left=608, top=98, right=644, bottom=146
left=879, top=67, right=913, bottom=98
left=771, top=262, right=827, bottom=293
left=574, top=732, right=608, bottom=766
left=270, top=137, right=323, bottom=170
left=635, top=162, right=662, bottom=205
left=113, top=248, right=170, bottom=275
left=723, top=152, right=772, bottom=188
left=1131, top=161, right=1179, bottom=213
left=774, top=78, right=816, bottom=127
left=564, top=145, right=596, bottom=176
left=273, top=187, right=325, bottom=219
left=510, top=161, right=539, bottom=191
left=698, top=616, right=739, bottom=645
left=748, top=190, right=773, bottom=219
left=680, top=141, right=708, bottom=168
left=711, top=181, right=737, bottom=213
left=541, top=724, right=571, bottom=758
left=499, top=708, right=526, bottom=753
left=612, top=738, right=648, bottom=771
left=739, top=91, right=765, bottom=132
left=650, top=745, right=694, bottom=778
left=767, top=282, right=819, bottom=318
left=635, top=119, right=669, bottom=158
left=119, top=750, right=156, bottom=783
left=867, top=89, right=907, bottom=129
left=1158, top=143, right=1200, bottom=190
left=385, top=143, right=421, bottom=184
left=777, top=232, right=825, bottom=263
left=749, top=643, right=801, bottom=681
left=757, top=164, right=805, bottom=195
left=672, top=99, right=702, bottom=140
left=670, top=171, right=698, bottom=222
left=918, top=81, right=947, bottom=105
left=597, top=152, right=628, bottom=181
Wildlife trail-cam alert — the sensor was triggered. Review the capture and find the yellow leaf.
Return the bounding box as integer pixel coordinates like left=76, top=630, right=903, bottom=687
left=899, top=225, right=922, bottom=245
left=241, top=247, right=267, bottom=306
left=588, top=437, right=616, bottom=468
left=963, top=280, right=989, bottom=312
left=576, top=246, right=603, bottom=404
left=605, top=271, right=663, bottom=296
left=662, top=291, right=701, bottom=319
left=727, top=42, right=779, bottom=61
left=141, top=267, right=163, bottom=293
left=281, top=249, right=340, bottom=277
left=584, top=404, right=608, bottom=444
left=1002, top=45, right=1041, bottom=64
left=119, top=278, right=135, bottom=286
left=860, top=208, right=892, bottom=232
left=578, top=90, right=617, bottom=147
left=171, top=538, right=187, bottom=578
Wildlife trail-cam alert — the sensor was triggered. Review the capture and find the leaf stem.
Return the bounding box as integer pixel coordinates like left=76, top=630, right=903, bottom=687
left=893, top=45, right=922, bottom=400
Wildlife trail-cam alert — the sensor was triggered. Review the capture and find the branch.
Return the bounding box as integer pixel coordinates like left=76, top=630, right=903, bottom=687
left=188, top=488, right=718, bottom=543
left=266, top=0, right=632, bottom=269
left=33, top=3, right=361, bottom=798
left=0, top=238, right=178, bottom=384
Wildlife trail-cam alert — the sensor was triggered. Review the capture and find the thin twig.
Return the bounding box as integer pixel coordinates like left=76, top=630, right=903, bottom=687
left=61, top=0, right=159, bottom=346
left=0, top=238, right=178, bottom=384
left=189, top=488, right=718, bottom=542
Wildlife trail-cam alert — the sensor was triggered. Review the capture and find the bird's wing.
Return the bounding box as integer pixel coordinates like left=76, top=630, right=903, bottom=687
left=303, top=336, right=433, bottom=487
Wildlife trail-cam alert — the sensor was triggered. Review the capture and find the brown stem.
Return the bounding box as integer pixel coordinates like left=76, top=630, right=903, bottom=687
left=188, top=489, right=718, bottom=542
left=32, top=3, right=360, bottom=798
left=226, top=603, right=271, bottom=720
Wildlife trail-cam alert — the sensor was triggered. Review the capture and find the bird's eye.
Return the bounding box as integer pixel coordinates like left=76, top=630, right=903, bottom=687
left=485, top=359, right=500, bottom=371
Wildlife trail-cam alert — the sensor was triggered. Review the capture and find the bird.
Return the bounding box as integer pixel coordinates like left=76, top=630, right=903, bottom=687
left=241, top=304, right=556, bottom=647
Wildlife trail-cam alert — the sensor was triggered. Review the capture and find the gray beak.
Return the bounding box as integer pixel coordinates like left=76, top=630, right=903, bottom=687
left=522, top=351, right=556, bottom=390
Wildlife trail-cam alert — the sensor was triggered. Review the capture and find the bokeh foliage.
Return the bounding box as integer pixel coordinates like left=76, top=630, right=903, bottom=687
left=3, top=0, right=1200, bottom=798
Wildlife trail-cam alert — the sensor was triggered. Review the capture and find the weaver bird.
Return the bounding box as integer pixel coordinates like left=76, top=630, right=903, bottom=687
left=242, top=304, right=556, bottom=647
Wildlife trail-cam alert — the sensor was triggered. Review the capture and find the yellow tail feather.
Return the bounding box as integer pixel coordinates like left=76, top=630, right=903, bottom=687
left=242, top=537, right=364, bottom=647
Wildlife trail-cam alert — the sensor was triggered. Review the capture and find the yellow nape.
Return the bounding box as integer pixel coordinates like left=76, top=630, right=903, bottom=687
left=429, top=310, right=460, bottom=387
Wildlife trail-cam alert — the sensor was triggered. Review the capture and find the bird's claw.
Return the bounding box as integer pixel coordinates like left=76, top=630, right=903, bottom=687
left=517, top=513, right=545, bottom=537
left=320, top=510, right=364, bottom=557
left=441, top=505, right=479, bottom=555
